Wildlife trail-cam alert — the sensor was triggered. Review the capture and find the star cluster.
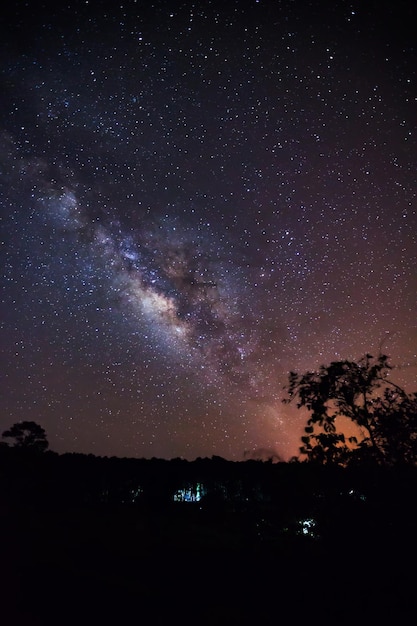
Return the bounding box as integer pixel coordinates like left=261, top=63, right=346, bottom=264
left=1, top=0, right=416, bottom=460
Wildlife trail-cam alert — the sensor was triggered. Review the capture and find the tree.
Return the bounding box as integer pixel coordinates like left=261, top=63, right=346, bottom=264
left=283, top=354, right=417, bottom=467
left=2, top=421, right=49, bottom=452
left=368, top=387, right=417, bottom=466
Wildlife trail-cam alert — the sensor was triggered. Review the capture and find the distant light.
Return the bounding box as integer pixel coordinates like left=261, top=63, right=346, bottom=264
left=173, top=483, right=206, bottom=502
left=298, top=518, right=318, bottom=537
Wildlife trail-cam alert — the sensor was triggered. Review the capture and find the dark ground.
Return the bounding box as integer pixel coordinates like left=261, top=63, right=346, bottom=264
left=2, top=452, right=417, bottom=624
left=2, top=500, right=417, bottom=626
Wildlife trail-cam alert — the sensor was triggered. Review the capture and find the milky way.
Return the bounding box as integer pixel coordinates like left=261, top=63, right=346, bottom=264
left=1, top=0, right=416, bottom=460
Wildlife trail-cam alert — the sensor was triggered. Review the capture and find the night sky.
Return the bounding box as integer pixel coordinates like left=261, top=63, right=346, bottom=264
left=1, top=0, right=416, bottom=461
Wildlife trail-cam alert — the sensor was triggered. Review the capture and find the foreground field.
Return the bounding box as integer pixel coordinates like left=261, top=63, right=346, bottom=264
left=1, top=451, right=417, bottom=624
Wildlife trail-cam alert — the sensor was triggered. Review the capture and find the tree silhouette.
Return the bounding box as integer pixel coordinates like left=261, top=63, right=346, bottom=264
left=369, top=387, right=417, bottom=466
left=284, top=354, right=417, bottom=466
left=2, top=421, right=49, bottom=452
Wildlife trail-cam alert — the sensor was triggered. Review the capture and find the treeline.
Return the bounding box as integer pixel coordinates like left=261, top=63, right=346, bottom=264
left=2, top=444, right=417, bottom=525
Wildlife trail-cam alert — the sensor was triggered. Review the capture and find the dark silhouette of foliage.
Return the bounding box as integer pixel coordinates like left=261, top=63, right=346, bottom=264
left=284, top=354, right=417, bottom=466
left=369, top=387, right=417, bottom=466
left=1, top=442, right=417, bottom=625
left=2, top=420, right=49, bottom=452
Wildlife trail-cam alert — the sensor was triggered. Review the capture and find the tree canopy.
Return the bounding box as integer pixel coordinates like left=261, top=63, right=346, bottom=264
left=2, top=421, right=49, bottom=452
left=284, top=354, right=417, bottom=467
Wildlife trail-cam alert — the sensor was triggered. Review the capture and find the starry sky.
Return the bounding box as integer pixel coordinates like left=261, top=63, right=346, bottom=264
left=1, top=0, right=416, bottom=461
